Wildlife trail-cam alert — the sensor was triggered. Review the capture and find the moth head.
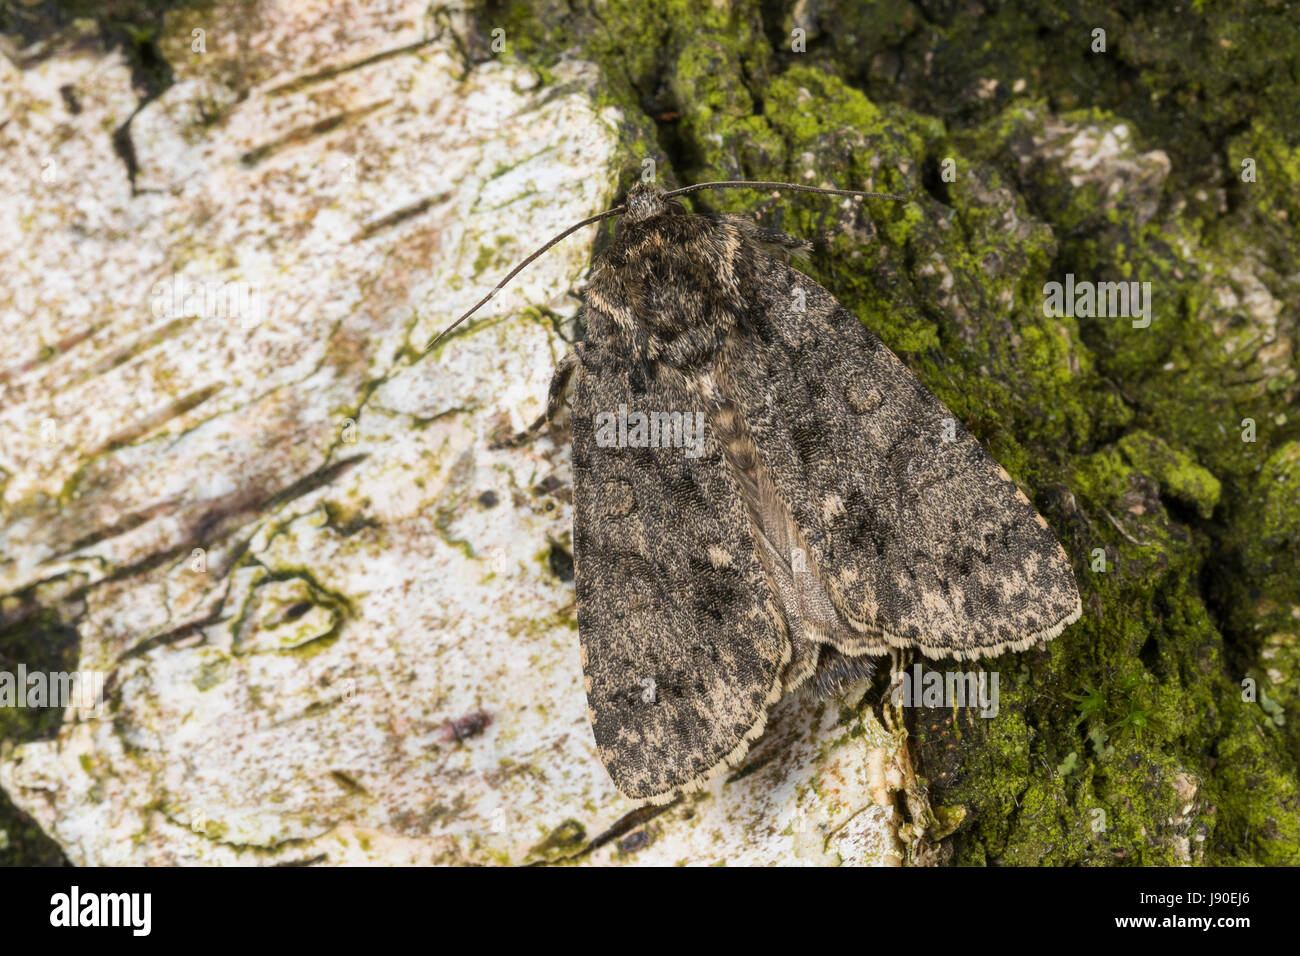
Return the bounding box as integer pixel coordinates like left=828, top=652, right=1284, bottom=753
left=624, top=182, right=667, bottom=223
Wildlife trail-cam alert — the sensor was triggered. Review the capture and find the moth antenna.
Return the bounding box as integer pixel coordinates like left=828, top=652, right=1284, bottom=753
left=424, top=205, right=626, bottom=352
left=425, top=181, right=905, bottom=352
left=663, top=180, right=909, bottom=203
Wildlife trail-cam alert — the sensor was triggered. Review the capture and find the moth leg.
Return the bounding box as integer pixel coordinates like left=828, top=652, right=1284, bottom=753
left=807, top=212, right=866, bottom=253
left=746, top=225, right=811, bottom=253
left=881, top=649, right=912, bottom=735
left=722, top=215, right=811, bottom=259
left=491, top=344, right=583, bottom=449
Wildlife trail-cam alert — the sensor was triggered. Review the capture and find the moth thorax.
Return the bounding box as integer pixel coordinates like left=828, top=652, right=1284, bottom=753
left=625, top=183, right=667, bottom=222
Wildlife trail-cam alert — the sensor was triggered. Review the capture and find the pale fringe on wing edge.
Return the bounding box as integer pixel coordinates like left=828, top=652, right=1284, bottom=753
left=627, top=613, right=794, bottom=807
left=910, top=593, right=1083, bottom=662
left=625, top=589, right=1083, bottom=805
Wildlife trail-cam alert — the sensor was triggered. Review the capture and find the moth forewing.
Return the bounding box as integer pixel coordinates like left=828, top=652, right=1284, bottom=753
left=456, top=181, right=1080, bottom=803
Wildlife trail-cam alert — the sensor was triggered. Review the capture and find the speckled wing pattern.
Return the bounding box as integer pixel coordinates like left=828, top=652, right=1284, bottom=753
left=720, top=257, right=1083, bottom=660
left=565, top=183, right=1080, bottom=803
left=570, top=344, right=789, bottom=803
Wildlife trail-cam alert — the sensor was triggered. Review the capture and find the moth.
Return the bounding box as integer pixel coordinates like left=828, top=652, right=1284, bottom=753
left=432, top=180, right=1082, bottom=804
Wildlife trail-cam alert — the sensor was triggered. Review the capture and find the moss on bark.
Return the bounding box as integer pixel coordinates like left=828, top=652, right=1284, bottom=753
left=473, top=0, right=1300, bottom=865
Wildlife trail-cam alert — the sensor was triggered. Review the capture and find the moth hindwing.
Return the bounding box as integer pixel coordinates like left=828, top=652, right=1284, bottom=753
left=527, top=182, right=1080, bottom=803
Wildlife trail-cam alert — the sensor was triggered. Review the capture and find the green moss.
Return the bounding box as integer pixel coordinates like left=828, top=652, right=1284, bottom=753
left=1210, top=700, right=1300, bottom=864
left=1116, top=431, right=1222, bottom=519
